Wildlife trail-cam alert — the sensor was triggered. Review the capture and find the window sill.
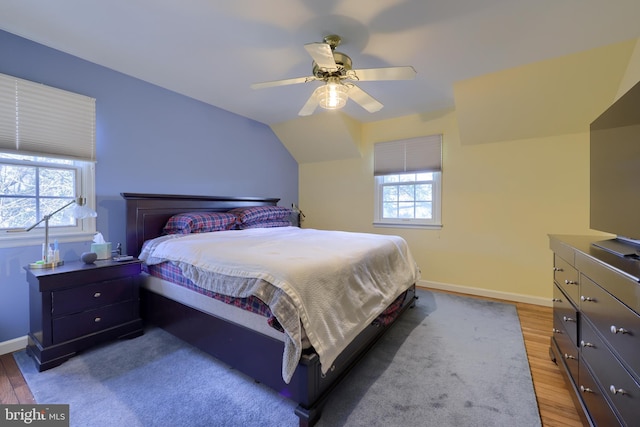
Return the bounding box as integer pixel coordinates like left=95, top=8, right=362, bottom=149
left=0, top=230, right=96, bottom=249
left=373, top=222, right=443, bottom=230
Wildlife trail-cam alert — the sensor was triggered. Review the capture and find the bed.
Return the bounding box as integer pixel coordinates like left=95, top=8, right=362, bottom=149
left=122, top=192, right=419, bottom=426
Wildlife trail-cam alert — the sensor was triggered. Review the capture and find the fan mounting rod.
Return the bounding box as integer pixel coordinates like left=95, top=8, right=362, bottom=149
left=323, top=34, right=342, bottom=50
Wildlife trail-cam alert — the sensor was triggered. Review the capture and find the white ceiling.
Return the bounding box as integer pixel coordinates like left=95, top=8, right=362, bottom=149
left=1, top=0, right=640, bottom=126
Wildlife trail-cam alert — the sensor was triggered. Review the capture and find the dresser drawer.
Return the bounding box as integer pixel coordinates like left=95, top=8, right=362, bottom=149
left=554, top=255, right=580, bottom=304
left=552, top=325, right=579, bottom=382
left=581, top=275, right=640, bottom=378
left=52, top=277, right=135, bottom=316
left=553, top=284, right=578, bottom=346
left=52, top=300, right=138, bottom=343
left=579, top=361, right=623, bottom=427
left=576, top=251, right=640, bottom=314
left=581, top=320, right=640, bottom=425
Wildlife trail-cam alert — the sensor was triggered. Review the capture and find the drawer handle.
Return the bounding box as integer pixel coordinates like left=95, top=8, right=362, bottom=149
left=93, top=292, right=101, bottom=298
left=580, top=385, right=593, bottom=394
left=609, top=385, right=627, bottom=396
left=580, top=340, right=594, bottom=348
left=552, top=328, right=563, bottom=334
left=94, top=317, right=102, bottom=323
left=564, top=279, right=577, bottom=285
left=563, top=316, right=576, bottom=323
left=563, top=353, right=576, bottom=360
left=553, top=267, right=564, bottom=272
left=610, top=325, right=629, bottom=335
left=552, top=298, right=562, bottom=303
left=580, top=296, right=595, bottom=302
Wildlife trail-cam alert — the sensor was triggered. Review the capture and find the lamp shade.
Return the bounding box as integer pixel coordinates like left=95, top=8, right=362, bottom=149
left=71, top=197, right=97, bottom=219
left=317, top=78, right=348, bottom=110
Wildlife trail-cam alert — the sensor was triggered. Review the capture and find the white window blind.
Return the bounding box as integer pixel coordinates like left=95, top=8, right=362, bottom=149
left=0, top=73, right=96, bottom=161
left=374, top=134, right=442, bottom=176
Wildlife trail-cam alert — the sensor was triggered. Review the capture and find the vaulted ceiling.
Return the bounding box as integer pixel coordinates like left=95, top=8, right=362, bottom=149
left=2, top=0, right=640, bottom=130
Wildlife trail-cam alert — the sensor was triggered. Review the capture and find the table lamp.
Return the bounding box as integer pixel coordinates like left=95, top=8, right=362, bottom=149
left=9, top=197, right=97, bottom=269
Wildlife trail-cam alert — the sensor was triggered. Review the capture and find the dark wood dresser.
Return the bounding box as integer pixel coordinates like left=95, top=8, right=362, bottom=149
left=25, top=259, right=144, bottom=371
left=549, top=235, right=640, bottom=426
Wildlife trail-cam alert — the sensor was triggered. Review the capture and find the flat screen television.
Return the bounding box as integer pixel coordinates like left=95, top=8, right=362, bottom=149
left=590, top=79, right=640, bottom=256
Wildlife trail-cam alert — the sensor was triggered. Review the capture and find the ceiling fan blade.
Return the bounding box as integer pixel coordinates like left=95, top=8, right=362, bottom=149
left=349, top=66, right=416, bottom=81
left=298, top=91, right=318, bottom=116
left=347, top=84, right=383, bottom=113
left=304, top=42, right=338, bottom=71
left=251, top=76, right=316, bottom=90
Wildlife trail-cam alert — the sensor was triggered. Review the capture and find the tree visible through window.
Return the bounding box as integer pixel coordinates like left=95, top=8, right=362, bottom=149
left=381, top=173, right=434, bottom=219
left=0, top=154, right=79, bottom=229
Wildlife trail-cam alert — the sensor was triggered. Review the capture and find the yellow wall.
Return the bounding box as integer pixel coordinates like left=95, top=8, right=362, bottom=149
left=298, top=39, right=640, bottom=305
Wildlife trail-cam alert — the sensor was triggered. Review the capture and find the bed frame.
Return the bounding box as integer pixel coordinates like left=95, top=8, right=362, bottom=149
left=122, top=192, right=417, bottom=426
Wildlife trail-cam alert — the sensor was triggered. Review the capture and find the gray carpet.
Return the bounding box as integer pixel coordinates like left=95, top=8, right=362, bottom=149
left=14, top=289, right=542, bottom=427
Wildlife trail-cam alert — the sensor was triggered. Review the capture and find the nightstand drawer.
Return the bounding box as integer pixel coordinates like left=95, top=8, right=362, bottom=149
left=52, top=277, right=135, bottom=316
left=52, top=300, right=138, bottom=343
left=554, top=255, right=579, bottom=304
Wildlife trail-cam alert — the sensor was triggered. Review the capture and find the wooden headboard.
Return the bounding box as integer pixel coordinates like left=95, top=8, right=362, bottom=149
left=121, top=193, right=280, bottom=256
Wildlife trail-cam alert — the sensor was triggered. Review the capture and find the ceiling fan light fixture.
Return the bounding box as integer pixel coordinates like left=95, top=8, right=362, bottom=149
left=251, top=35, right=416, bottom=116
left=317, top=78, right=348, bottom=110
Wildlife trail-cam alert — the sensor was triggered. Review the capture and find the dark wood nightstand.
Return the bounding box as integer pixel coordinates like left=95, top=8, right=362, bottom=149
left=25, top=259, right=144, bottom=371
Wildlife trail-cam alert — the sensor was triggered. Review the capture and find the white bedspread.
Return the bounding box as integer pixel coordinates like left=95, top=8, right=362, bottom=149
left=139, top=226, right=420, bottom=383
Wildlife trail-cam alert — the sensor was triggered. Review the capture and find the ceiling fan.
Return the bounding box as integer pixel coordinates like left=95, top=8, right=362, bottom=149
left=250, top=35, right=417, bottom=116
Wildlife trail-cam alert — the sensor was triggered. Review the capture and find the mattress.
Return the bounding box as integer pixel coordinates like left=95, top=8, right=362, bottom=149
left=142, top=273, right=287, bottom=342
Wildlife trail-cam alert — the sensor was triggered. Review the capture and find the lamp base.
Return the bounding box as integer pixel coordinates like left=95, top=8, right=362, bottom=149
left=29, top=260, right=65, bottom=269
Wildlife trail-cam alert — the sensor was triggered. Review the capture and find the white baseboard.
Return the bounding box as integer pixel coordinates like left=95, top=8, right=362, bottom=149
left=418, top=279, right=552, bottom=307
left=0, top=335, right=28, bottom=356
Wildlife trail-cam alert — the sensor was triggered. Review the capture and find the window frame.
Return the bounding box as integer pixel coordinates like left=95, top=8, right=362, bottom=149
left=373, top=134, right=443, bottom=229
left=373, top=171, right=442, bottom=229
left=0, top=154, right=96, bottom=248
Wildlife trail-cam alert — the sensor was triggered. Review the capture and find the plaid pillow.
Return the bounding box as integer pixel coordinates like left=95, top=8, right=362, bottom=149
left=228, top=206, right=293, bottom=224
left=163, top=212, right=237, bottom=234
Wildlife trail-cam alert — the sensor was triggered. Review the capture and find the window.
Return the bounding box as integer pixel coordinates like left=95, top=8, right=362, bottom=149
left=0, top=73, right=96, bottom=247
left=374, top=135, right=442, bottom=228
left=0, top=154, right=95, bottom=247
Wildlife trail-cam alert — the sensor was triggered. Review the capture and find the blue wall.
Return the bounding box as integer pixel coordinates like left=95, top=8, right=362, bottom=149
left=0, top=30, right=298, bottom=343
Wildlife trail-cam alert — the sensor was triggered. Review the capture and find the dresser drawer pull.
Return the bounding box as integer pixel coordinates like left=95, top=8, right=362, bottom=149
left=580, top=385, right=594, bottom=393
left=609, top=385, right=627, bottom=396
left=580, top=296, right=595, bottom=302
left=610, top=325, right=629, bottom=335
left=553, top=267, right=564, bottom=272
left=93, top=292, right=101, bottom=298
left=564, top=280, right=577, bottom=285
left=94, top=317, right=102, bottom=323
left=563, top=353, right=576, bottom=360
left=552, top=328, right=563, bottom=334
left=580, top=340, right=594, bottom=348
left=563, top=316, right=576, bottom=323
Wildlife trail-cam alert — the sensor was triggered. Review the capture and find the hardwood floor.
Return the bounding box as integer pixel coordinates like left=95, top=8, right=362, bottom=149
left=514, top=300, right=584, bottom=427
left=0, top=292, right=584, bottom=426
left=0, top=351, right=34, bottom=405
